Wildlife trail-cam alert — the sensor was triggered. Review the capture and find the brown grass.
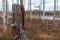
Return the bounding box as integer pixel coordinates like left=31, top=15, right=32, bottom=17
left=0, top=14, right=60, bottom=40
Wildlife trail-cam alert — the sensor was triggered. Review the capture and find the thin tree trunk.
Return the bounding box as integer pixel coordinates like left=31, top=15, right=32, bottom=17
left=3, top=0, right=8, bottom=30
left=39, top=0, right=42, bottom=19
left=30, top=0, right=32, bottom=19
left=53, top=0, right=56, bottom=25
left=28, top=0, right=32, bottom=20
left=43, top=0, right=45, bottom=24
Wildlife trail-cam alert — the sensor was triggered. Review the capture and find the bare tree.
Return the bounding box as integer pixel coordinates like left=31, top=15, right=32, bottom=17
left=53, top=0, right=56, bottom=25
left=3, top=0, right=8, bottom=30
left=39, top=0, right=42, bottom=19
left=20, top=0, right=23, bottom=5
left=43, top=0, right=45, bottom=24
left=28, top=0, right=32, bottom=20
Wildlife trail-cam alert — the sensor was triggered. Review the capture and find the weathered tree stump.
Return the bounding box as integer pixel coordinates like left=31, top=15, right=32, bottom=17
left=11, top=4, right=25, bottom=40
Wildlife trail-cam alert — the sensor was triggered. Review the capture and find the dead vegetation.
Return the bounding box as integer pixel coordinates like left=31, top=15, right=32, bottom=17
left=0, top=14, right=60, bottom=40
left=25, top=18, right=60, bottom=40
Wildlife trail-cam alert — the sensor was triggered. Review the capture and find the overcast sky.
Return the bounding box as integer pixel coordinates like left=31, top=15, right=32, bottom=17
left=0, top=0, right=60, bottom=12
